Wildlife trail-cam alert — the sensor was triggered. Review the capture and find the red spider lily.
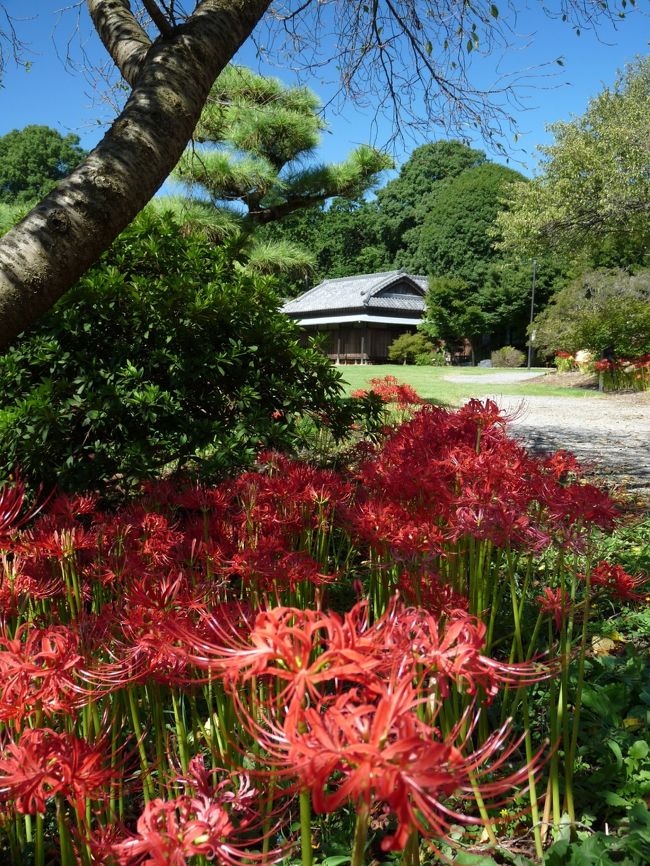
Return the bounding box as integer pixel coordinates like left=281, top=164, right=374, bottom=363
left=544, top=483, right=619, bottom=536
left=542, top=450, right=582, bottom=481
left=89, top=573, right=207, bottom=688
left=396, top=569, right=469, bottom=614
left=0, top=554, right=65, bottom=614
left=46, top=492, right=99, bottom=523
left=373, top=604, right=556, bottom=700
left=178, top=599, right=555, bottom=748
left=20, top=523, right=96, bottom=560
left=231, top=454, right=353, bottom=544
left=163, top=480, right=234, bottom=514
left=0, top=473, right=52, bottom=546
left=227, top=544, right=336, bottom=596
left=345, top=499, right=446, bottom=556
left=0, top=623, right=86, bottom=723
left=103, top=760, right=281, bottom=866
left=178, top=604, right=366, bottom=708
left=137, top=513, right=185, bottom=567
left=270, top=679, right=545, bottom=852
left=0, top=727, right=115, bottom=815
left=536, top=587, right=572, bottom=631
left=351, top=376, right=423, bottom=408
left=589, top=561, right=648, bottom=602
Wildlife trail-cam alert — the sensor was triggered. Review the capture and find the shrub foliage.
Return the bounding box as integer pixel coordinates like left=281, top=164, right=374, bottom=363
left=490, top=346, right=525, bottom=368
left=0, top=210, right=347, bottom=491
left=387, top=331, right=434, bottom=364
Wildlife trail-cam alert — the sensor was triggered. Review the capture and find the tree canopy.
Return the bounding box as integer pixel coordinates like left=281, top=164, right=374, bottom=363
left=531, top=269, right=650, bottom=358
left=375, top=141, right=486, bottom=265
left=497, top=56, right=650, bottom=262
left=0, top=126, right=86, bottom=205
left=406, top=161, right=525, bottom=283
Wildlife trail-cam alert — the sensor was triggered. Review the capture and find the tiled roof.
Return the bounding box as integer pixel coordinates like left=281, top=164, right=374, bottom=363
left=282, top=270, right=428, bottom=315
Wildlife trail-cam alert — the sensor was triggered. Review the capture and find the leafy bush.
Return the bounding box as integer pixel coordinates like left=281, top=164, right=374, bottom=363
left=490, top=345, right=525, bottom=368
left=415, top=347, right=448, bottom=366
left=534, top=269, right=650, bottom=358
left=387, top=331, right=434, bottom=364
left=0, top=209, right=350, bottom=492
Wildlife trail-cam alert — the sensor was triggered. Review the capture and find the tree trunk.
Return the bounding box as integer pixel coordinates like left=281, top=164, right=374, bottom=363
left=0, top=0, right=272, bottom=350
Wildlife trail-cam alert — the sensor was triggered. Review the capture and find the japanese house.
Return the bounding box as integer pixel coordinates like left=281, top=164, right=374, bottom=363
left=282, top=270, right=427, bottom=363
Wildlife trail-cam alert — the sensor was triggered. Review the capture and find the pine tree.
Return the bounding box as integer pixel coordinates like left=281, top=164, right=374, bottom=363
left=161, top=65, right=392, bottom=279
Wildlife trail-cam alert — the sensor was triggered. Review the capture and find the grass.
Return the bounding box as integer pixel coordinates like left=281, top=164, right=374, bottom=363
left=337, top=364, right=601, bottom=405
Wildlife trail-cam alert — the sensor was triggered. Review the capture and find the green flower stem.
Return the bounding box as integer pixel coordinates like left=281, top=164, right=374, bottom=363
left=520, top=690, right=544, bottom=860
left=35, top=812, right=44, bottom=866
left=56, top=795, right=75, bottom=866
left=468, top=771, right=498, bottom=847
left=261, top=774, right=277, bottom=863
left=351, top=801, right=370, bottom=866
left=127, top=688, right=154, bottom=804
left=299, top=789, right=314, bottom=866
left=547, top=620, right=562, bottom=828
left=565, top=564, right=592, bottom=828
left=172, top=689, right=190, bottom=773
left=508, top=571, right=543, bottom=859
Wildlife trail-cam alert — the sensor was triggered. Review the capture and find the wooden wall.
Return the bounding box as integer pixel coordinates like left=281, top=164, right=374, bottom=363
left=302, top=323, right=418, bottom=363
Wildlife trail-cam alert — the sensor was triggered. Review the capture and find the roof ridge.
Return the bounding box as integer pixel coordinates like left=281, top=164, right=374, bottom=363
left=321, top=269, right=403, bottom=284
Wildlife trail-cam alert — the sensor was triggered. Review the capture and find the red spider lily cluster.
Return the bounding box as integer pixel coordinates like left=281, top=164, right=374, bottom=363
left=351, top=375, right=423, bottom=408
left=594, top=354, right=650, bottom=391
left=0, top=400, right=646, bottom=865
left=553, top=352, right=577, bottom=373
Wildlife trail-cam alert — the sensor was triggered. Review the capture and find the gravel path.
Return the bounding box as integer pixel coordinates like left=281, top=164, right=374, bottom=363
left=446, top=371, right=548, bottom=385
left=482, top=392, right=650, bottom=497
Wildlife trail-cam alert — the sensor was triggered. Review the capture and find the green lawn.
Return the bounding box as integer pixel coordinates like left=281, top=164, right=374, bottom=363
left=337, top=364, right=600, bottom=405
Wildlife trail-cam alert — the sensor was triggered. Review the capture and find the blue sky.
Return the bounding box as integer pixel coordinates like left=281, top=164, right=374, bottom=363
left=0, top=2, right=648, bottom=179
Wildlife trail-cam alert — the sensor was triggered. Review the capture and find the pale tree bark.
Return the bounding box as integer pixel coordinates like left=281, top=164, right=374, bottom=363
left=0, top=0, right=272, bottom=349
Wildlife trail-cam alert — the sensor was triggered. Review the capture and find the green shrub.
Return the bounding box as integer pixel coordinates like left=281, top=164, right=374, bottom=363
left=415, top=348, right=448, bottom=366
left=534, top=269, right=650, bottom=358
left=490, top=345, right=525, bottom=368
left=388, top=332, right=434, bottom=364
left=0, top=210, right=350, bottom=492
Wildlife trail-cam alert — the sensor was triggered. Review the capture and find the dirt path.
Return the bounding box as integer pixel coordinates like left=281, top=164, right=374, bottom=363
left=484, top=391, right=650, bottom=498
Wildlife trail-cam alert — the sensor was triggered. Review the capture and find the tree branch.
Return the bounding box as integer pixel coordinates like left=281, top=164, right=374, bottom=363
left=87, top=0, right=152, bottom=86
left=140, top=0, right=175, bottom=38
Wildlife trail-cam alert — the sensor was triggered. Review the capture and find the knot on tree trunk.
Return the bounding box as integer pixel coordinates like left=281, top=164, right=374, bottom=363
left=46, top=210, right=71, bottom=234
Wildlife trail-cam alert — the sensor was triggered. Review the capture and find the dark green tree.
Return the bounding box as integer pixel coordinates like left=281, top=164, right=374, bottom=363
left=0, top=125, right=86, bottom=204
left=420, top=276, right=490, bottom=365
left=375, top=141, right=486, bottom=265
left=407, top=162, right=525, bottom=283
left=387, top=332, right=434, bottom=364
